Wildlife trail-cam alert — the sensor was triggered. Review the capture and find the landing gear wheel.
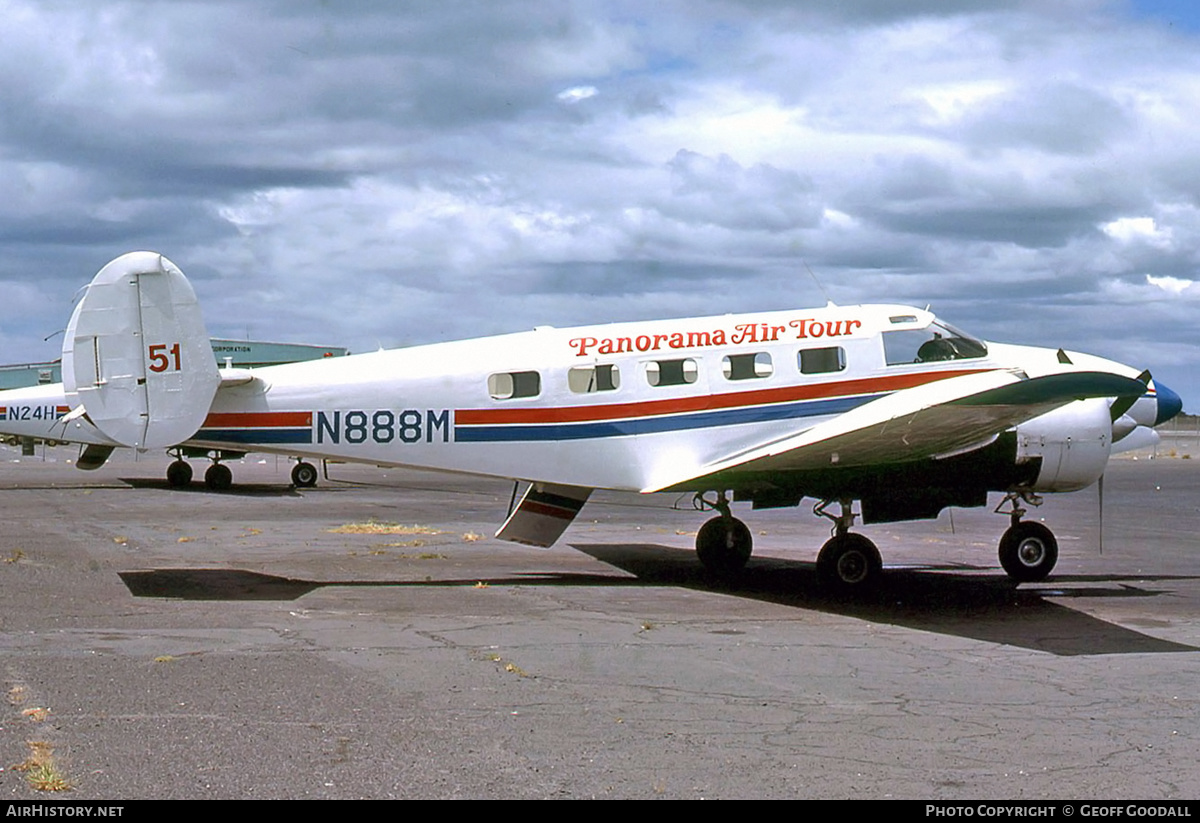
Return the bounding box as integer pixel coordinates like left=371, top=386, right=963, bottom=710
left=817, top=533, right=882, bottom=590
left=291, top=461, right=318, bottom=488
left=695, top=516, right=753, bottom=576
left=998, top=521, right=1058, bottom=582
left=166, top=460, right=193, bottom=487
left=204, top=463, right=233, bottom=491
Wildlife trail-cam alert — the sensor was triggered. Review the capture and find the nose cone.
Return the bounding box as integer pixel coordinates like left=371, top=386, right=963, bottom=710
left=1154, top=381, right=1183, bottom=426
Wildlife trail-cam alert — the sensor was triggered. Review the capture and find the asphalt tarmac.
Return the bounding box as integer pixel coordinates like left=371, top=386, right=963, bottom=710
left=1, top=446, right=1198, bottom=799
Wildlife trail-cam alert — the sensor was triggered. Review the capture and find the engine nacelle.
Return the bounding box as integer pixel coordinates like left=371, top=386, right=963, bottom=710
left=1015, top=398, right=1112, bottom=492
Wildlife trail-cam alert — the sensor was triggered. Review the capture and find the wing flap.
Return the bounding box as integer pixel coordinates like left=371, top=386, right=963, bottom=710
left=645, top=369, right=1147, bottom=492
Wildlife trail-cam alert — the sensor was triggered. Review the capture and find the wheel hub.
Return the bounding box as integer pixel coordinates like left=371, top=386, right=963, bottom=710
left=837, top=551, right=868, bottom=584
left=1017, top=538, right=1046, bottom=567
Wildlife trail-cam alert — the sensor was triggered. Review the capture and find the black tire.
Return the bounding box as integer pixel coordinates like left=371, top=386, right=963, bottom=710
left=166, top=460, right=193, bottom=487
left=695, top=516, right=753, bottom=576
left=817, top=533, right=882, bottom=590
left=998, top=521, right=1058, bottom=582
left=205, top=463, right=233, bottom=491
left=291, top=462, right=318, bottom=488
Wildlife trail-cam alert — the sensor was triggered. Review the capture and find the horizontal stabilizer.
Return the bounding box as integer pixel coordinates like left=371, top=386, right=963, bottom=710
left=218, top=368, right=262, bottom=388
left=76, top=444, right=115, bottom=471
left=495, top=482, right=592, bottom=547
left=62, top=252, right=220, bottom=449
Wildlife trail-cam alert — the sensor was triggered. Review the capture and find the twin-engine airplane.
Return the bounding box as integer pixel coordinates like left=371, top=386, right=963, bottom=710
left=0, top=253, right=1182, bottom=589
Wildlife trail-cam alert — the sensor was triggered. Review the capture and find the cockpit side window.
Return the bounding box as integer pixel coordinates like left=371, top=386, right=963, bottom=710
left=883, top=321, right=987, bottom=366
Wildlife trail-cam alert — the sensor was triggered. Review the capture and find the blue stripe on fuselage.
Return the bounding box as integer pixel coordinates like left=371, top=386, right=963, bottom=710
left=454, top=393, right=880, bottom=442
left=194, top=428, right=313, bottom=445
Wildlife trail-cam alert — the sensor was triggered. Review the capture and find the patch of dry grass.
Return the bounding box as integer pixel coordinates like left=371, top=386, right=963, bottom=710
left=16, top=741, right=71, bottom=792
left=8, top=684, right=27, bottom=705
left=328, top=521, right=443, bottom=535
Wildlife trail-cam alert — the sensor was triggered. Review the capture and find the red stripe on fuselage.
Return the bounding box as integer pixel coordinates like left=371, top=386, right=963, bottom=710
left=202, top=411, right=313, bottom=428
left=455, top=368, right=991, bottom=425
left=522, top=500, right=581, bottom=521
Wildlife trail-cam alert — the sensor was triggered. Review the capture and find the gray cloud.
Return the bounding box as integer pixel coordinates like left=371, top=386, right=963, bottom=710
left=0, top=0, right=1196, bottom=405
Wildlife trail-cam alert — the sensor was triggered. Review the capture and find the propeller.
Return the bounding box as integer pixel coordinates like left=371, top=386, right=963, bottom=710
left=1098, top=370, right=1155, bottom=553
left=1110, top=369, right=1152, bottom=424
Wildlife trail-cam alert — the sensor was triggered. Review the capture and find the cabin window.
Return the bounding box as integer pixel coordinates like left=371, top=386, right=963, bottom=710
left=799, top=346, right=846, bottom=374
left=488, top=370, right=541, bottom=399
left=722, top=352, right=773, bottom=381
left=883, top=321, right=987, bottom=366
left=568, top=364, right=620, bottom=393
left=646, top=358, right=698, bottom=387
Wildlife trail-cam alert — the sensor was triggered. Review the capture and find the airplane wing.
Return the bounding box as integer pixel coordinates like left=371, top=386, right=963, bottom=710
left=645, top=368, right=1148, bottom=492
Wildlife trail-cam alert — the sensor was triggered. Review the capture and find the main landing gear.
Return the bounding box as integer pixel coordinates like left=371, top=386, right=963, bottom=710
left=693, top=491, right=753, bottom=576
left=813, top=499, right=882, bottom=591
left=995, top=491, right=1058, bottom=582
left=691, top=492, right=884, bottom=589
left=204, top=462, right=233, bottom=491
left=165, top=457, right=233, bottom=490
left=165, top=448, right=243, bottom=491
left=165, top=458, right=193, bottom=487
left=291, top=461, right=318, bottom=488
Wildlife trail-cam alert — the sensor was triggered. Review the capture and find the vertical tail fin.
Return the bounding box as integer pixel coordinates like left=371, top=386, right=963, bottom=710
left=62, top=252, right=220, bottom=449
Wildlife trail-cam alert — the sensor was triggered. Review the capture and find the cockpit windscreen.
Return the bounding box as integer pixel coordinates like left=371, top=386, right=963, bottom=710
left=883, top=320, right=988, bottom=365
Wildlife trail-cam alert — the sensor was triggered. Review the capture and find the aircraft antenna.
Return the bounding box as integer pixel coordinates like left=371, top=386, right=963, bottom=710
left=801, top=259, right=834, bottom=306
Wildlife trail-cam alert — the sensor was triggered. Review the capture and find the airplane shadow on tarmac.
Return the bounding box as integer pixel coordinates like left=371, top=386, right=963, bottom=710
left=117, top=541, right=1200, bottom=657
left=120, top=478, right=313, bottom=497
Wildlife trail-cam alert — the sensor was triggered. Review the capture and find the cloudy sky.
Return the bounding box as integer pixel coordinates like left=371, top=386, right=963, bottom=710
left=2, top=0, right=1198, bottom=406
